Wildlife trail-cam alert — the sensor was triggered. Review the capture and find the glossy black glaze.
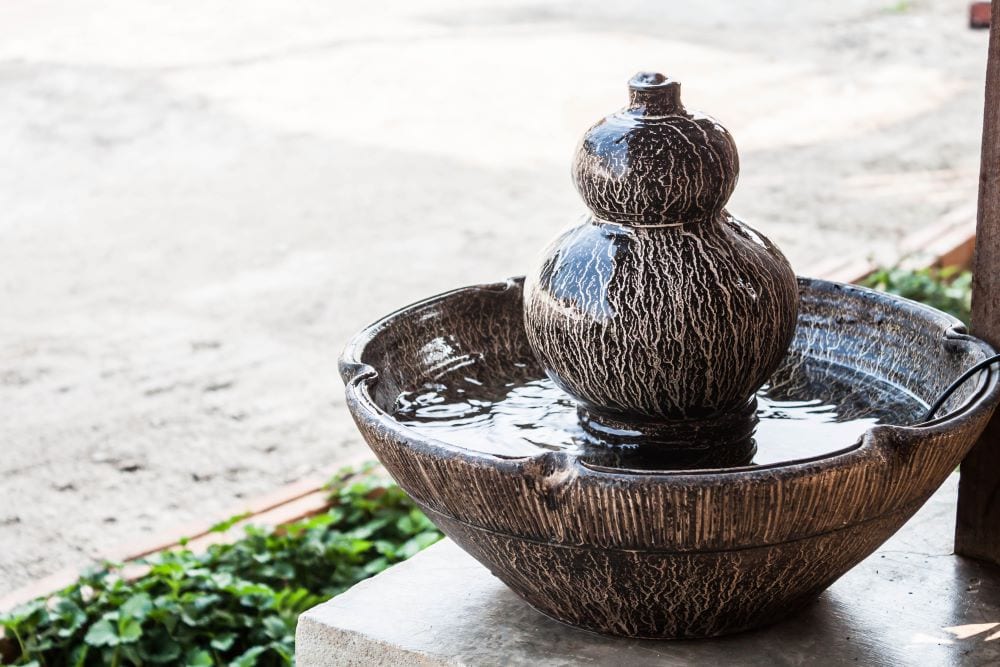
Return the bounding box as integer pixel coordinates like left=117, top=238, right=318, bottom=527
left=572, top=73, right=738, bottom=227
left=524, top=73, right=798, bottom=450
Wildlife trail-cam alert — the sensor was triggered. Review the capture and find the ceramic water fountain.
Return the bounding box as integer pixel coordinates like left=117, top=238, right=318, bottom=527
left=340, top=73, right=1000, bottom=638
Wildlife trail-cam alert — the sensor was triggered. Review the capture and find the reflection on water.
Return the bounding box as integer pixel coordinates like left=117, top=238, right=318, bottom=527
left=392, top=356, right=926, bottom=469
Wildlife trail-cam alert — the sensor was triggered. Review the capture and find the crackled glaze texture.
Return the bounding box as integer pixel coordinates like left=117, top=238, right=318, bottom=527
left=572, top=73, right=738, bottom=227
left=341, top=279, right=1000, bottom=638
left=524, top=73, right=798, bottom=436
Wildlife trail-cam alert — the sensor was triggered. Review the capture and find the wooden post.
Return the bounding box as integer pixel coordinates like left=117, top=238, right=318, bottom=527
left=957, top=0, right=1000, bottom=564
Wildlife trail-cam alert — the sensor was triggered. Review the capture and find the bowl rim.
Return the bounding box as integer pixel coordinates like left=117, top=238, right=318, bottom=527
left=339, top=276, right=1000, bottom=481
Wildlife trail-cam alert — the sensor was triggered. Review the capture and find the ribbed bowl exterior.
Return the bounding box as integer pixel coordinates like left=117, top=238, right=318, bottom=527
left=340, top=278, right=1000, bottom=638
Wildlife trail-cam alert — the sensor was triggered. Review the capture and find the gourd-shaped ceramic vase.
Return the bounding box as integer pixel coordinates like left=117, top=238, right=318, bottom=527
left=524, top=72, right=798, bottom=462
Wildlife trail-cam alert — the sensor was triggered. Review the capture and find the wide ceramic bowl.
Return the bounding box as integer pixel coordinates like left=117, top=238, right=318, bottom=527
left=340, top=277, right=1000, bottom=639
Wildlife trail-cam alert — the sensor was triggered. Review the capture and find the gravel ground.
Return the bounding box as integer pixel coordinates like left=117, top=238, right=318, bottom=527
left=0, top=0, right=991, bottom=595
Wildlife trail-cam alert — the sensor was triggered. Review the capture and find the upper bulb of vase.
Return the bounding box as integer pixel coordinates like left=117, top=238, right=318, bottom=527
left=572, top=72, right=739, bottom=228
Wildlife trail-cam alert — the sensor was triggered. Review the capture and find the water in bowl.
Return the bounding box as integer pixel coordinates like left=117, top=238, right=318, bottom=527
left=392, top=354, right=925, bottom=470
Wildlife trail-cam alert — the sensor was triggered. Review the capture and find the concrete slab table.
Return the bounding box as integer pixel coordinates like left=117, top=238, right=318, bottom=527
left=296, top=475, right=1000, bottom=666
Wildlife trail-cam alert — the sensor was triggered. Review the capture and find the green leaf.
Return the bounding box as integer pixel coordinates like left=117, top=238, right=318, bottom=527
left=209, top=632, right=236, bottom=651
left=84, top=618, right=119, bottom=647
left=399, top=531, right=443, bottom=559
left=139, top=628, right=183, bottom=664
left=120, top=643, right=145, bottom=664
left=262, top=615, right=289, bottom=640
left=396, top=514, right=418, bottom=534
left=268, top=640, right=294, bottom=662
left=209, top=511, right=253, bottom=534
left=54, top=597, right=87, bottom=637
left=70, top=643, right=90, bottom=667
left=118, top=615, right=143, bottom=643
left=231, top=645, right=267, bottom=667
left=120, top=592, right=153, bottom=620
left=185, top=648, right=214, bottom=666
left=363, top=556, right=390, bottom=575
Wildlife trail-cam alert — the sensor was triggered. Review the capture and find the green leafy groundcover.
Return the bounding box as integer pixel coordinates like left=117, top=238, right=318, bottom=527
left=0, top=465, right=442, bottom=666
left=859, top=265, right=972, bottom=326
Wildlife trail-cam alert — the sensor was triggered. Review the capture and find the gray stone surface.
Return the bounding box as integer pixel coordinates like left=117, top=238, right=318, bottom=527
left=0, top=0, right=991, bottom=594
left=297, top=474, right=1000, bottom=666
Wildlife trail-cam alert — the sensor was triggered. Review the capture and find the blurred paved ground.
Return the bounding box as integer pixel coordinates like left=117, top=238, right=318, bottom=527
left=0, top=0, right=991, bottom=593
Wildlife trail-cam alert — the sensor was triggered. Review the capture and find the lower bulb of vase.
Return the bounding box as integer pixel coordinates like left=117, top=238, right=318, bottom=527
left=576, top=398, right=759, bottom=470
